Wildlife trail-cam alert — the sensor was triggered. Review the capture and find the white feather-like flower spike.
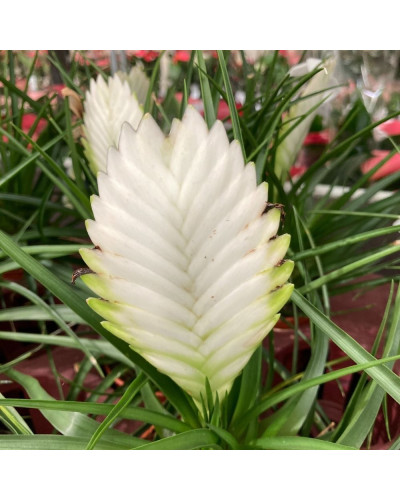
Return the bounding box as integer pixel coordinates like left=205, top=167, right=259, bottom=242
left=82, top=74, right=144, bottom=175
left=275, top=58, right=336, bottom=181
left=80, top=106, right=294, bottom=403
left=118, top=66, right=150, bottom=106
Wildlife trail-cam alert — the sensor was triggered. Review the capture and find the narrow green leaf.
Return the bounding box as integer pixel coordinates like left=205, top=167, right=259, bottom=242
left=0, top=73, right=42, bottom=113
left=1, top=281, right=103, bottom=377
left=133, top=429, right=219, bottom=450
left=9, top=123, right=92, bottom=217
left=63, top=98, right=85, bottom=191
left=1, top=128, right=90, bottom=219
left=0, top=131, right=67, bottom=189
left=0, top=398, right=191, bottom=434
left=235, top=354, right=400, bottom=432
left=248, top=66, right=325, bottom=162
left=140, top=381, right=174, bottom=438
left=0, top=393, right=33, bottom=435
left=143, top=52, right=162, bottom=114
left=0, top=435, right=120, bottom=450
left=332, top=282, right=395, bottom=439
left=207, top=423, right=239, bottom=450
left=196, top=51, right=216, bottom=128
left=311, top=209, right=400, bottom=221
left=47, top=52, right=83, bottom=96
left=5, top=369, right=144, bottom=449
left=86, top=373, right=147, bottom=450
left=0, top=230, right=201, bottom=428
left=0, top=244, right=92, bottom=260
left=217, top=50, right=246, bottom=160
left=294, top=225, right=400, bottom=261
left=292, top=110, right=400, bottom=193
left=389, top=435, right=400, bottom=450
left=0, top=330, right=136, bottom=369
left=0, top=305, right=84, bottom=324
left=252, top=436, right=356, bottom=450
left=231, top=347, right=262, bottom=424
left=299, top=245, right=400, bottom=294
left=270, top=322, right=328, bottom=437
left=291, top=290, right=400, bottom=404
left=337, top=284, right=400, bottom=447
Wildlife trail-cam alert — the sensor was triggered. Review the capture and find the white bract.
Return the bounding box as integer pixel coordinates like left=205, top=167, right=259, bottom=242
left=82, top=73, right=144, bottom=175
left=81, top=106, right=293, bottom=404
left=116, top=66, right=150, bottom=106
left=275, top=58, right=336, bottom=181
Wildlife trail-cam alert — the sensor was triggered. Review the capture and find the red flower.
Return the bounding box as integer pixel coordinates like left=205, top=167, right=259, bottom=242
left=173, top=50, right=191, bottom=63
left=1, top=113, right=47, bottom=144
left=279, top=50, right=302, bottom=66
left=133, top=50, right=160, bottom=62
left=216, top=100, right=243, bottom=120
left=377, top=119, right=400, bottom=137
left=290, top=165, right=308, bottom=178
left=361, top=150, right=400, bottom=181
left=303, top=130, right=330, bottom=146
left=174, top=94, right=243, bottom=121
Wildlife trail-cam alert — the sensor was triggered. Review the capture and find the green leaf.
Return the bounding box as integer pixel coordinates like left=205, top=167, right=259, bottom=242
left=0, top=244, right=92, bottom=260
left=336, top=283, right=400, bottom=447
left=217, top=50, right=246, bottom=160
left=0, top=435, right=120, bottom=450
left=1, top=127, right=90, bottom=219
left=292, top=109, right=400, bottom=193
left=0, top=230, right=201, bottom=428
left=0, top=393, right=33, bottom=435
left=9, top=123, right=92, bottom=217
left=5, top=369, right=144, bottom=449
left=0, top=73, right=42, bottom=113
left=0, top=305, right=85, bottom=324
left=230, top=347, right=262, bottom=425
left=207, top=423, right=239, bottom=450
left=0, top=398, right=191, bottom=434
left=389, top=435, right=400, bottom=450
left=234, top=353, right=400, bottom=432
left=196, top=51, right=216, bottom=128
left=143, top=52, right=162, bottom=114
left=298, top=245, right=400, bottom=294
left=291, top=290, right=400, bottom=404
left=133, top=429, right=219, bottom=450
left=1, top=280, right=103, bottom=376
left=267, top=323, right=328, bottom=437
left=0, top=131, right=67, bottom=189
left=140, top=381, right=174, bottom=438
left=63, top=98, right=85, bottom=191
left=252, top=436, right=356, bottom=450
left=294, top=225, right=400, bottom=261
left=86, top=372, right=147, bottom=450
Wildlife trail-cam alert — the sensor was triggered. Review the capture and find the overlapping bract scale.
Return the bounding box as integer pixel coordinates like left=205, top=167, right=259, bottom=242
left=117, top=66, right=150, bottom=106
left=81, top=106, right=293, bottom=403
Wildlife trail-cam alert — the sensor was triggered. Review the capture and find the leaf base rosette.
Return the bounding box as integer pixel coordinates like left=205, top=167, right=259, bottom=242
left=80, top=107, right=293, bottom=404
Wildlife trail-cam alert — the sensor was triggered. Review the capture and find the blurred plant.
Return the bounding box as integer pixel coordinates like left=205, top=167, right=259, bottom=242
left=274, top=58, right=336, bottom=182
left=82, top=73, right=144, bottom=175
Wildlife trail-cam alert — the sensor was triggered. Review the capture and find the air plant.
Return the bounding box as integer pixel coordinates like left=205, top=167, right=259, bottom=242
left=80, top=105, right=293, bottom=405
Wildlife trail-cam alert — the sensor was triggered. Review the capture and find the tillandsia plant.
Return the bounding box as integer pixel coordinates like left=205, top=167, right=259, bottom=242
left=0, top=50, right=400, bottom=450
left=80, top=105, right=294, bottom=405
